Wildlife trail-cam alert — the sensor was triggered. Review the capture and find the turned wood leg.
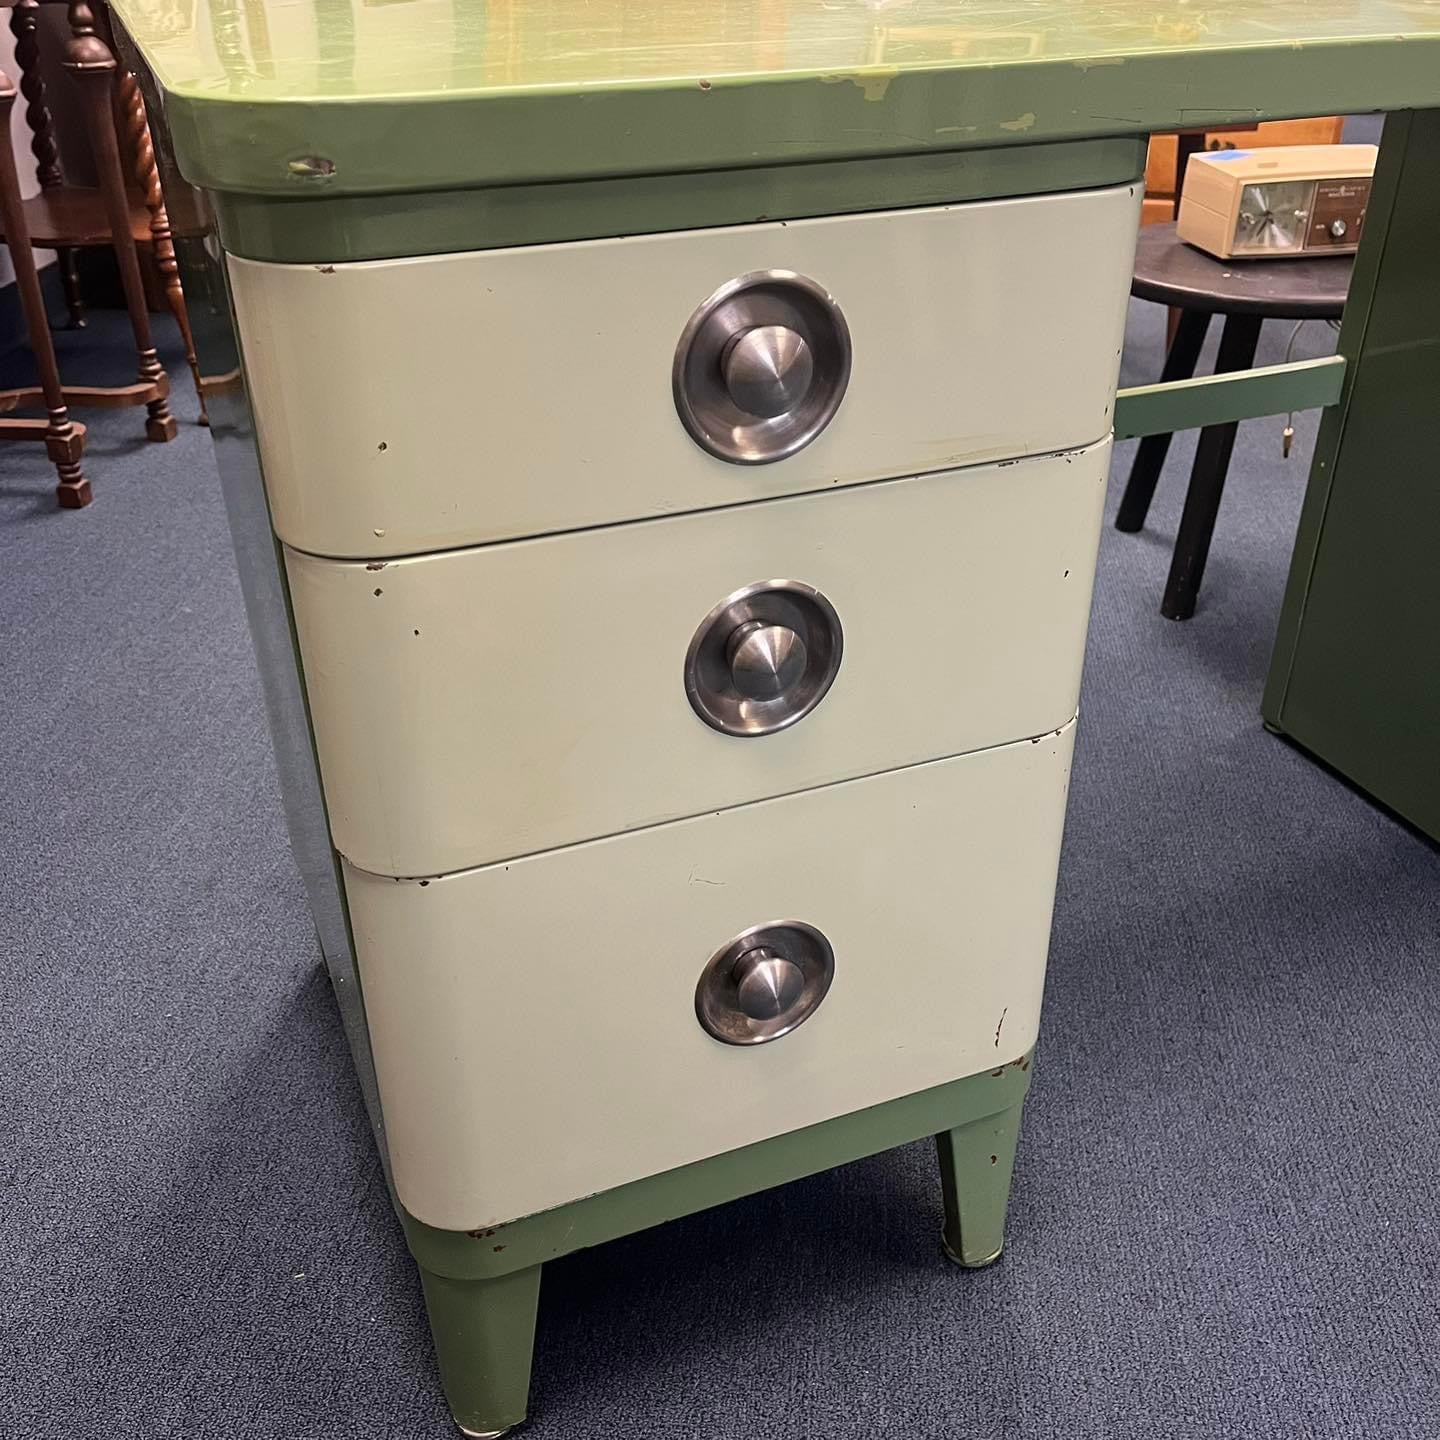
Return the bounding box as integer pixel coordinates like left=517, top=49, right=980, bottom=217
left=10, top=1, right=86, bottom=331
left=0, top=75, right=90, bottom=507
left=936, top=1098, right=1025, bottom=1268
left=63, top=1, right=176, bottom=443
left=418, top=1264, right=542, bottom=1438
left=116, top=70, right=209, bottom=425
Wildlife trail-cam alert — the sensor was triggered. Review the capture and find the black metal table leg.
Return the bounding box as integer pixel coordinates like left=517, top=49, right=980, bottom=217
left=1161, top=312, right=1264, bottom=620
left=1115, top=307, right=1212, bottom=532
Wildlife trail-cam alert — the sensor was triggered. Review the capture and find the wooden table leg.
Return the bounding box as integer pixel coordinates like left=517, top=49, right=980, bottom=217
left=1161, top=312, right=1264, bottom=621
left=116, top=68, right=209, bottom=425
left=1115, top=307, right=1212, bottom=533
left=0, top=73, right=90, bottom=508
left=63, top=0, right=177, bottom=443
left=8, top=0, right=87, bottom=330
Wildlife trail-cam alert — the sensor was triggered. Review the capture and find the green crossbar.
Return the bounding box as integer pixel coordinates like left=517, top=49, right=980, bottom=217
left=1113, top=355, right=1347, bottom=441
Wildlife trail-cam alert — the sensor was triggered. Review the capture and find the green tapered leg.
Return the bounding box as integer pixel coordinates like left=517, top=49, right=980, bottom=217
left=936, top=1099, right=1024, bottom=1267
left=418, top=1262, right=542, bottom=1437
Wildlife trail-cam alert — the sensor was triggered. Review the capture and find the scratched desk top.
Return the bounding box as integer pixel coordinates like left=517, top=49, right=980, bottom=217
left=113, top=0, right=1440, bottom=196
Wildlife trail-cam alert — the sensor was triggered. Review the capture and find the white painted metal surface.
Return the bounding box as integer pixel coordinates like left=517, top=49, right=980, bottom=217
left=347, top=722, right=1076, bottom=1230
left=232, top=185, right=1139, bottom=557
left=287, top=440, right=1107, bottom=877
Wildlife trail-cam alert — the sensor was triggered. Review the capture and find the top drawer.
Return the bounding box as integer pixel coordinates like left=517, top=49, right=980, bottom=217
left=230, top=183, right=1139, bottom=557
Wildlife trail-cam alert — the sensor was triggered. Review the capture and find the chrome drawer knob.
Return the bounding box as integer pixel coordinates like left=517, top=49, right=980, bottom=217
left=684, top=580, right=843, bottom=737
left=723, top=325, right=814, bottom=419
left=732, top=946, right=806, bottom=1021
left=673, top=270, right=851, bottom=465
left=696, top=921, right=835, bottom=1045
left=726, top=620, right=808, bottom=700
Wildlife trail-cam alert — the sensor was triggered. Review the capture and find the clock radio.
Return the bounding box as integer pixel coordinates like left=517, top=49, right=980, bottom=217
left=1177, top=143, right=1377, bottom=259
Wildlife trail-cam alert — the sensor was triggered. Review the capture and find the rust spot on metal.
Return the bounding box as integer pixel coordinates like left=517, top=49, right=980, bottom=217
left=373, top=587, right=383, bottom=597
left=994, top=1007, right=1008, bottom=1047
left=314, top=263, right=336, bottom=274
left=419, top=879, right=430, bottom=887
left=377, top=441, right=388, bottom=452
left=365, top=561, right=387, bottom=571
left=698, top=78, right=712, bottom=90
left=990, top=1154, right=998, bottom=1165
left=991, top=1067, right=1006, bottom=1078
left=493, top=1244, right=506, bottom=1252
left=467, top=1227, right=499, bottom=1239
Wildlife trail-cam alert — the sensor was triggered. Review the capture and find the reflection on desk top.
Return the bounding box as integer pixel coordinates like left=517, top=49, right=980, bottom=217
left=112, top=0, right=1440, bottom=197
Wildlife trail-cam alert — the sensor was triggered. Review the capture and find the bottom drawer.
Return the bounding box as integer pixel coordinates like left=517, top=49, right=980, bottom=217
left=348, top=719, right=1077, bottom=1231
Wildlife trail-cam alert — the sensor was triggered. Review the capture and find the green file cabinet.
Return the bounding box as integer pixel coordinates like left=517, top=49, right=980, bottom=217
left=114, top=2, right=1440, bottom=1432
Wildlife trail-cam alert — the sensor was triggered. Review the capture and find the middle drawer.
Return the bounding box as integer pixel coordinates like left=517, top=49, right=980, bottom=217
left=286, top=437, right=1108, bottom=877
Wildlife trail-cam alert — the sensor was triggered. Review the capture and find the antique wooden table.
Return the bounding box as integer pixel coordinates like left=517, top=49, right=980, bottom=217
left=112, top=2, right=1440, bottom=1433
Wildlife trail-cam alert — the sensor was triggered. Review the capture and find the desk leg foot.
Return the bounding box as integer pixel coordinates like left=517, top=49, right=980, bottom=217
left=420, top=1262, right=540, bottom=1439
left=937, top=1096, right=1024, bottom=1268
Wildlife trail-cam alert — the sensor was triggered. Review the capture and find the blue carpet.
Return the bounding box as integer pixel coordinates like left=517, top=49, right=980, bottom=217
left=2, top=297, right=1437, bottom=1440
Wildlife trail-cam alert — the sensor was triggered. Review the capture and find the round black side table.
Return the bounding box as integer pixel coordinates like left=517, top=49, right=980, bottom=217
left=1117, top=223, right=1351, bottom=620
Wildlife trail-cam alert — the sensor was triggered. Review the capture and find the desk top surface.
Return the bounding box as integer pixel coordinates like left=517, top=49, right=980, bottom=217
left=113, top=0, right=1440, bottom=197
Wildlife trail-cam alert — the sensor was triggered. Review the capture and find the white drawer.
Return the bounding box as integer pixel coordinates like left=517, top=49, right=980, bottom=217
left=233, top=184, right=1139, bottom=557
left=288, top=439, right=1107, bottom=877
left=348, top=722, right=1075, bottom=1230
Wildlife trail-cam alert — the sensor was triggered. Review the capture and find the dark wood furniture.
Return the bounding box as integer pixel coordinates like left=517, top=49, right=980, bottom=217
left=0, top=66, right=89, bottom=504
left=1117, top=223, right=1351, bottom=621
left=1, top=0, right=206, bottom=461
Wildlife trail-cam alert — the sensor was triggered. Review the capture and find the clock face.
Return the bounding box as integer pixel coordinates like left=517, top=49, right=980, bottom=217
left=1234, top=181, right=1314, bottom=253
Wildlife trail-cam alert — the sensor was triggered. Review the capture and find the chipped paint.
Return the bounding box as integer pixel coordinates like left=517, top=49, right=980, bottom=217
left=998, top=112, right=1038, bottom=133
left=819, top=68, right=899, bottom=102
left=1073, top=56, right=1126, bottom=70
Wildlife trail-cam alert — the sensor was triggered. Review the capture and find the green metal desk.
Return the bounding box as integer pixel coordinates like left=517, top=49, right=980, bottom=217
left=111, top=1, right=1440, bottom=1432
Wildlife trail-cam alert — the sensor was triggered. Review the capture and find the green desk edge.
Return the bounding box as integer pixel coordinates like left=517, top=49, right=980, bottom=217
left=206, top=138, right=1145, bottom=265
left=113, top=0, right=1440, bottom=201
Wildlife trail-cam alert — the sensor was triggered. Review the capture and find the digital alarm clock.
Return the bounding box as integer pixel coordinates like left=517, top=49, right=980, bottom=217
left=1177, top=143, right=1377, bottom=259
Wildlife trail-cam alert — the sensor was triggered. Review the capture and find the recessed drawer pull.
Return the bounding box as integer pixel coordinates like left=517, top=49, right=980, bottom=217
left=672, top=269, right=851, bottom=464
left=684, top=579, right=843, bottom=737
left=695, top=921, right=835, bottom=1046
